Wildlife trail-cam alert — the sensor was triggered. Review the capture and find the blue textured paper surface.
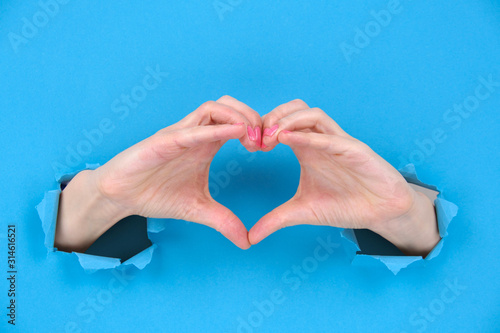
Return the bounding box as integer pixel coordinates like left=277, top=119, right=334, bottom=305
left=1, top=1, right=499, bottom=332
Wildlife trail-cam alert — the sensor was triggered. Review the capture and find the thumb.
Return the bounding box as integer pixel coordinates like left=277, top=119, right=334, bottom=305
left=188, top=200, right=251, bottom=250
left=248, top=198, right=314, bottom=245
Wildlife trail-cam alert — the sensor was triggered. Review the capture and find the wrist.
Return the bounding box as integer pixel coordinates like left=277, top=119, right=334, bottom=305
left=371, top=190, right=440, bottom=257
left=54, top=169, right=129, bottom=252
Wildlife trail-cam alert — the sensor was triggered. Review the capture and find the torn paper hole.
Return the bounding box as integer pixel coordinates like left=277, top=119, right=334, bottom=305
left=36, top=163, right=157, bottom=273
left=340, top=164, right=459, bottom=275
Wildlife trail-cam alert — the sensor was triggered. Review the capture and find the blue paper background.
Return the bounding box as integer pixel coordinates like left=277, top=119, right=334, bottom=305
left=1, top=1, right=499, bottom=332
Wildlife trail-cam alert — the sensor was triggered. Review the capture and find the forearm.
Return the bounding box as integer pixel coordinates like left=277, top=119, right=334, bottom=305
left=54, top=170, right=127, bottom=253
left=371, top=190, right=440, bottom=257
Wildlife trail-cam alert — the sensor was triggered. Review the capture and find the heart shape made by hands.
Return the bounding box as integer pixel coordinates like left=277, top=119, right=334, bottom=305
left=194, top=98, right=425, bottom=255
left=58, top=97, right=434, bottom=258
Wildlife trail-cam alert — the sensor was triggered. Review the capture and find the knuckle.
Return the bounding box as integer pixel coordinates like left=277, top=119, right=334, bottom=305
left=265, top=113, right=282, bottom=126
left=289, top=99, right=308, bottom=108
left=217, top=95, right=233, bottom=102
left=150, top=134, right=176, bottom=157
left=264, top=116, right=277, bottom=127
left=276, top=117, right=288, bottom=128
left=310, top=107, right=325, bottom=115
left=353, top=140, right=372, bottom=153
left=198, top=100, right=217, bottom=113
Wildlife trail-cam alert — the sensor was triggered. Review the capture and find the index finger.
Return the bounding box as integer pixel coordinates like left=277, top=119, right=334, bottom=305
left=217, top=95, right=263, bottom=151
left=261, top=99, right=310, bottom=151
left=149, top=124, right=246, bottom=161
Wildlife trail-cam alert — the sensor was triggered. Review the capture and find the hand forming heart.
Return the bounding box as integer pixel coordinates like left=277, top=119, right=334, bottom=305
left=55, top=96, right=440, bottom=256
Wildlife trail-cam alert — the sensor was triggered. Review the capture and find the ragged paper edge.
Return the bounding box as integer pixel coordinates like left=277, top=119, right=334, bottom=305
left=37, top=163, right=157, bottom=273
left=340, top=164, right=458, bottom=275
left=146, top=218, right=168, bottom=234
left=73, top=244, right=158, bottom=273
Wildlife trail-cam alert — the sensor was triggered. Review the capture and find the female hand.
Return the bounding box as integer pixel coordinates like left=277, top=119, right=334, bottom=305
left=250, top=100, right=440, bottom=256
left=55, top=96, right=262, bottom=252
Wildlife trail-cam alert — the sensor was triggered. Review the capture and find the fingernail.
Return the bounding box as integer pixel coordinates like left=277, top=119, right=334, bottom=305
left=254, top=127, right=262, bottom=146
left=261, top=143, right=268, bottom=149
left=247, top=126, right=256, bottom=141
left=263, top=124, right=279, bottom=137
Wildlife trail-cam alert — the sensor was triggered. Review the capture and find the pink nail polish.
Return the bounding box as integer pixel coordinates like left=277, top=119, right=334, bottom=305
left=261, top=143, right=268, bottom=149
left=247, top=126, right=256, bottom=141
left=254, top=127, right=262, bottom=146
left=263, top=124, right=279, bottom=137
